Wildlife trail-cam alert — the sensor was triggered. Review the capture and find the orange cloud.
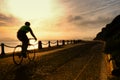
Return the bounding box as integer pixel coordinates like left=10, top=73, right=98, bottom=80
left=0, top=13, right=21, bottom=27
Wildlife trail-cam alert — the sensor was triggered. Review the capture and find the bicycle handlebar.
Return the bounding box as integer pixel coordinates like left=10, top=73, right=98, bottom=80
left=28, top=38, right=38, bottom=45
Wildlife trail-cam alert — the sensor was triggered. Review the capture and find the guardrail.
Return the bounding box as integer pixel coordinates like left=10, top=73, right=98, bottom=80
left=0, top=40, right=81, bottom=56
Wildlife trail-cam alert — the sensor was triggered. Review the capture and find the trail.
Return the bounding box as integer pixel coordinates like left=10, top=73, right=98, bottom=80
left=0, top=41, right=108, bottom=80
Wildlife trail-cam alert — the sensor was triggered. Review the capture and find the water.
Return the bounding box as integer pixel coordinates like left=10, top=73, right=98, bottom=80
left=0, top=40, right=63, bottom=54
left=0, top=41, right=20, bottom=54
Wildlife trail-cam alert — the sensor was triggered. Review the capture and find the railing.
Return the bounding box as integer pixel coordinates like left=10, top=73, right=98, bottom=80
left=0, top=40, right=81, bottom=56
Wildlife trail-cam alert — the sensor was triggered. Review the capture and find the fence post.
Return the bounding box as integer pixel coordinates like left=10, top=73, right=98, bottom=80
left=67, top=40, right=69, bottom=45
left=74, top=40, right=76, bottom=44
left=62, top=40, right=65, bottom=45
left=1, top=43, right=5, bottom=56
left=71, top=40, right=73, bottom=44
left=38, top=41, right=42, bottom=49
left=48, top=41, right=51, bottom=47
left=57, top=40, right=59, bottom=46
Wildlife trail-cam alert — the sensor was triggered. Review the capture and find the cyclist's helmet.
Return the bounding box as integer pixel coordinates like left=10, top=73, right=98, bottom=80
left=25, top=22, right=30, bottom=26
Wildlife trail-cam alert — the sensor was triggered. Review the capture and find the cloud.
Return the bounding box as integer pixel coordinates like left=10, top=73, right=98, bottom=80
left=65, top=14, right=114, bottom=29
left=60, top=0, right=120, bottom=16
left=67, top=15, right=83, bottom=22
left=80, top=16, right=112, bottom=26
left=0, top=13, right=21, bottom=27
left=0, top=0, right=21, bottom=27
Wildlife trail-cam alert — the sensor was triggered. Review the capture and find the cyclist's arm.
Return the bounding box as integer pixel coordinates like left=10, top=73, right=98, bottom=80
left=29, top=28, right=37, bottom=40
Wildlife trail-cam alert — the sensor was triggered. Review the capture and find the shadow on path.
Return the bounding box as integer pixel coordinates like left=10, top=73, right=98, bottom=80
left=14, top=65, right=31, bottom=80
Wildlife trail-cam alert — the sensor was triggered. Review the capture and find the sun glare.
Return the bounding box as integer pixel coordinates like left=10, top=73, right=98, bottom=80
left=8, top=0, right=55, bottom=20
left=6, top=0, right=68, bottom=40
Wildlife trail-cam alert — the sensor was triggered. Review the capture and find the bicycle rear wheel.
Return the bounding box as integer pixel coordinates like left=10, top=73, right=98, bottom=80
left=27, top=45, right=35, bottom=61
left=13, top=45, right=23, bottom=65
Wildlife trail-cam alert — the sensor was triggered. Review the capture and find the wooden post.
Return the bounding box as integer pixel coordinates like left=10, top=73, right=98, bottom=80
left=1, top=43, right=5, bottom=56
left=62, top=40, right=65, bottom=45
left=48, top=41, right=51, bottom=47
left=38, top=41, right=42, bottom=49
left=67, top=40, right=69, bottom=45
left=71, top=40, right=72, bottom=44
left=57, top=40, right=59, bottom=46
left=74, top=40, right=76, bottom=44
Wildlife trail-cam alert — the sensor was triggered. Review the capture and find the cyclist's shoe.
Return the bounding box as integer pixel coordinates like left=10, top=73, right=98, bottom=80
left=22, top=53, right=27, bottom=58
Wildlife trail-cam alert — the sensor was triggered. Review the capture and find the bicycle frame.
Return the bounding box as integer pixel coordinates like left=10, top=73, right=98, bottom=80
left=13, top=38, right=37, bottom=65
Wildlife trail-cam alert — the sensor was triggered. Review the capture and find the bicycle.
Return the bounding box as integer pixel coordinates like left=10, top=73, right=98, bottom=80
left=13, top=38, right=37, bottom=65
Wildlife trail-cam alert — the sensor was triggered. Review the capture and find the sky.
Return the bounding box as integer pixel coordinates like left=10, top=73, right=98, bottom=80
left=0, top=0, right=120, bottom=41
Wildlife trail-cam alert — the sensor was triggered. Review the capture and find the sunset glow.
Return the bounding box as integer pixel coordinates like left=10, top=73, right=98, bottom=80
left=1, top=0, right=67, bottom=40
left=8, top=0, right=59, bottom=20
left=0, top=0, right=120, bottom=41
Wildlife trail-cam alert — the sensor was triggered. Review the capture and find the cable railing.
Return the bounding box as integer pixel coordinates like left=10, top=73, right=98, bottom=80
left=0, top=40, right=82, bottom=56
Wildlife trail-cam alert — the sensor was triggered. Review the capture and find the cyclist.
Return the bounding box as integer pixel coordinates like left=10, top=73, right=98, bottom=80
left=17, top=22, right=37, bottom=58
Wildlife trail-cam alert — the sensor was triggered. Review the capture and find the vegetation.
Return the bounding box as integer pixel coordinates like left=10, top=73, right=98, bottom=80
left=94, top=15, right=120, bottom=76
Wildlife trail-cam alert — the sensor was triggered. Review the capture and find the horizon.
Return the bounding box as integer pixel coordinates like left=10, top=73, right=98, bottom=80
left=0, top=0, right=120, bottom=41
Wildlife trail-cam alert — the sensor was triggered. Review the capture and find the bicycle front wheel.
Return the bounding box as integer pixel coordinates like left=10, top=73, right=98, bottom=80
left=27, top=45, right=35, bottom=61
left=13, top=45, right=23, bottom=65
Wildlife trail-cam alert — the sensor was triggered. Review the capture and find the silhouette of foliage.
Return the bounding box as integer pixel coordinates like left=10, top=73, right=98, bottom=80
left=94, top=15, right=120, bottom=53
left=94, top=15, right=120, bottom=76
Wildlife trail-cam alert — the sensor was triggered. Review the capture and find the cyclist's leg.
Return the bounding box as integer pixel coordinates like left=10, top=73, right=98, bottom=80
left=22, top=35, right=29, bottom=58
left=17, top=31, right=29, bottom=58
left=17, top=31, right=24, bottom=56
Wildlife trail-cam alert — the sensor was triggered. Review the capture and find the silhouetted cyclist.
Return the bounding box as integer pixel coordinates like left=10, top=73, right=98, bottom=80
left=17, top=22, right=37, bottom=58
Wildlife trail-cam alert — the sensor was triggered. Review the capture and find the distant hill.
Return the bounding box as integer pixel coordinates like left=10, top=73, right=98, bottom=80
left=94, top=15, right=120, bottom=53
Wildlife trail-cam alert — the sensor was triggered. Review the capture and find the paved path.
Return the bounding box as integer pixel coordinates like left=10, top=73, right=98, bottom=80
left=0, top=42, right=108, bottom=80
